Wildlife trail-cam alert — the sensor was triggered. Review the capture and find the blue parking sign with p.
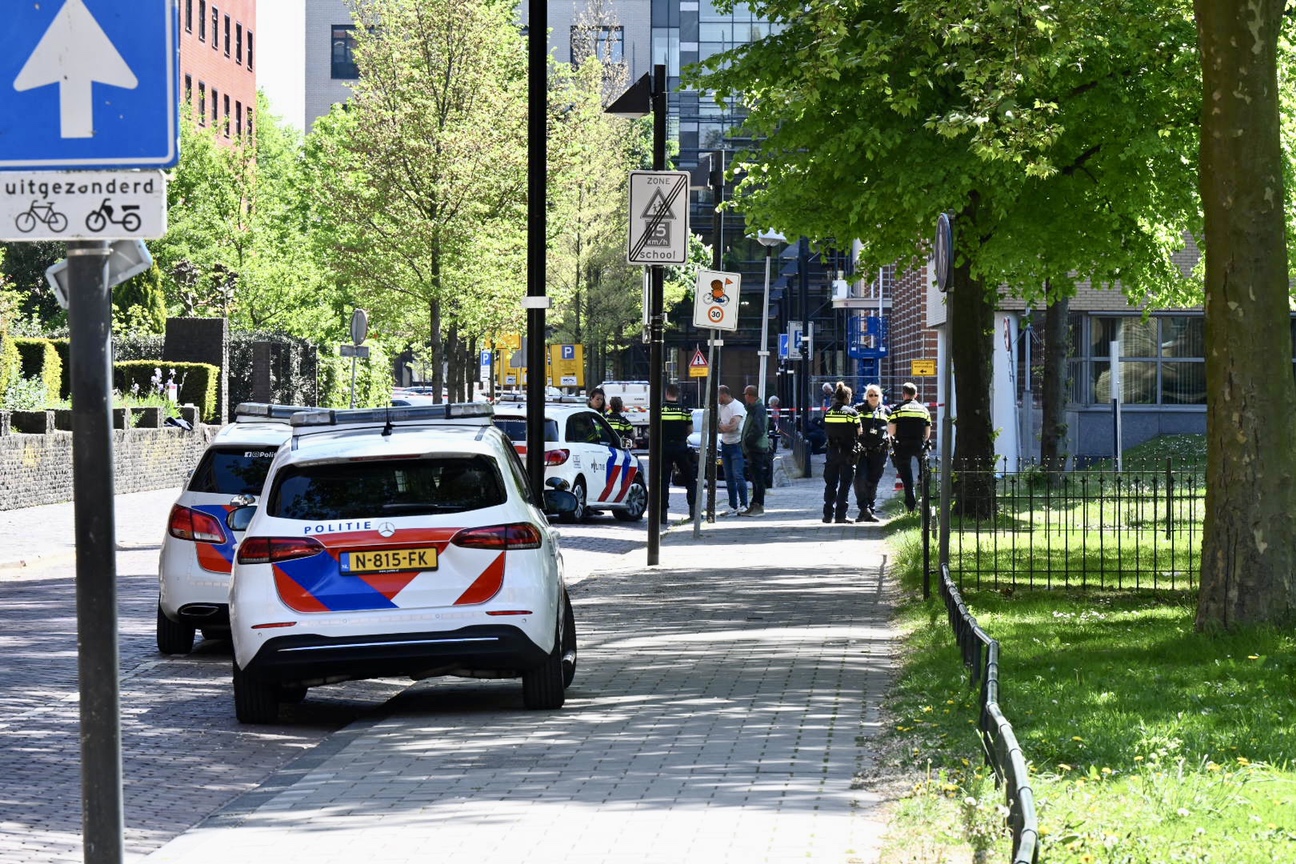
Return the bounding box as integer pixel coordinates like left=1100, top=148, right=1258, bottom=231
left=0, top=0, right=180, bottom=170
left=561, top=345, right=575, bottom=360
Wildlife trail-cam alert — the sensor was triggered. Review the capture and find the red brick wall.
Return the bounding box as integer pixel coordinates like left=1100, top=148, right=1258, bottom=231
left=886, top=265, right=939, bottom=395
left=179, top=0, right=257, bottom=141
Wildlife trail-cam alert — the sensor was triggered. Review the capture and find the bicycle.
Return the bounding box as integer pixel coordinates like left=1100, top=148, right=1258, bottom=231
left=85, top=198, right=141, bottom=233
left=15, top=200, right=68, bottom=233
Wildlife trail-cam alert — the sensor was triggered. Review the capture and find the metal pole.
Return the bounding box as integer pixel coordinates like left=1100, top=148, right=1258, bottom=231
left=758, top=247, right=772, bottom=402
left=67, top=240, right=124, bottom=864
left=645, top=64, right=667, bottom=566
left=348, top=354, right=358, bottom=408
left=798, top=236, right=811, bottom=477
left=525, top=0, right=548, bottom=495
left=938, top=317, right=955, bottom=577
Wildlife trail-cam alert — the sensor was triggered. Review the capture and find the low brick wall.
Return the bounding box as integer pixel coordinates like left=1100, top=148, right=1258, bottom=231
left=0, top=424, right=218, bottom=511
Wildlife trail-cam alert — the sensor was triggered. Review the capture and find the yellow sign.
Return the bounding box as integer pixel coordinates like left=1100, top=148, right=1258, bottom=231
left=911, top=359, right=937, bottom=377
left=548, top=344, right=584, bottom=388
left=494, top=341, right=586, bottom=390
left=688, top=348, right=709, bottom=378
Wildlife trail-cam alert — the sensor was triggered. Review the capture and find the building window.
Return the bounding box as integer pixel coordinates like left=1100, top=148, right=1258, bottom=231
left=332, top=25, right=359, bottom=79
left=224, top=15, right=231, bottom=56
left=211, top=6, right=219, bottom=50
left=247, top=31, right=254, bottom=69
left=197, top=82, right=206, bottom=125
left=235, top=101, right=242, bottom=137
left=198, top=0, right=206, bottom=40
left=1067, top=315, right=1206, bottom=406
left=184, top=74, right=192, bottom=103
left=185, top=0, right=192, bottom=32
left=571, top=25, right=624, bottom=65
left=223, top=94, right=231, bottom=135
left=247, top=107, right=253, bottom=140
left=211, top=88, right=218, bottom=126
left=235, top=23, right=243, bottom=64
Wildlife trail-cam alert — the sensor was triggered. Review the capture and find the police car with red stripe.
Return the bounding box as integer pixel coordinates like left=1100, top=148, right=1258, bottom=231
left=226, top=403, right=579, bottom=723
left=157, top=403, right=306, bottom=655
left=491, top=400, right=647, bottom=524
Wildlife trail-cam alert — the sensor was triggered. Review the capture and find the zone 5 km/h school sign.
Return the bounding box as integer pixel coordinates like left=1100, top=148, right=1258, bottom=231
left=0, top=0, right=180, bottom=171
left=627, top=170, right=690, bottom=265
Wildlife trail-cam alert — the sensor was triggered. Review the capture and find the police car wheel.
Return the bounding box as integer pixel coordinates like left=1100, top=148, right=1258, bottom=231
left=560, top=593, right=577, bottom=689
left=613, top=478, right=647, bottom=522
left=233, top=661, right=281, bottom=724
left=156, top=603, right=195, bottom=656
left=559, top=478, right=587, bottom=524
left=522, top=616, right=566, bottom=710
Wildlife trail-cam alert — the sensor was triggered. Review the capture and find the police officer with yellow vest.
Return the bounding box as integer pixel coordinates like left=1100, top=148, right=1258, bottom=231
left=888, top=381, right=931, bottom=513
left=658, top=383, right=695, bottom=525
left=605, top=396, right=636, bottom=448
left=822, top=382, right=862, bottom=524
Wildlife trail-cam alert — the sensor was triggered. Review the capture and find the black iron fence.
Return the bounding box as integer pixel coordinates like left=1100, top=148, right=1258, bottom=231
left=939, top=563, right=1040, bottom=864
left=928, top=458, right=1205, bottom=593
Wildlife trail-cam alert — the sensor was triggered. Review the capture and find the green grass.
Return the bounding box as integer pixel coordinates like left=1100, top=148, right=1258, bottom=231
left=876, top=520, right=1296, bottom=864
left=1085, top=433, right=1207, bottom=473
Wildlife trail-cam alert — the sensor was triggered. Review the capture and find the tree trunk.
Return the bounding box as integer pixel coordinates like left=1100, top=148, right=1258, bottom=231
left=445, top=329, right=462, bottom=402
left=429, top=296, right=443, bottom=404
left=1039, top=289, right=1070, bottom=475
left=949, top=200, right=997, bottom=519
left=1194, top=0, right=1296, bottom=630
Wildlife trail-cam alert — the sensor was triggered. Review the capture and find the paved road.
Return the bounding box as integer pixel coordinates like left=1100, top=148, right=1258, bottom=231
left=1, top=454, right=901, bottom=863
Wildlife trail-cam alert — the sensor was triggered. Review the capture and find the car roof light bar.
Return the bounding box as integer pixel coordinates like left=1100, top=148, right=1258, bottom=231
left=289, top=402, right=495, bottom=431
left=234, top=403, right=311, bottom=422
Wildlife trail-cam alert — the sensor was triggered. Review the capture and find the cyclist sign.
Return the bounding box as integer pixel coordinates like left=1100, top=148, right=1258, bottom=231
left=0, top=170, right=166, bottom=240
left=692, top=269, right=741, bottom=332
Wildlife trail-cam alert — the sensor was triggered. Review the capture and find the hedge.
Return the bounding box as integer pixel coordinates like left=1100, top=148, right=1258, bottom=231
left=113, top=360, right=220, bottom=422
left=0, top=329, right=17, bottom=404
left=228, top=331, right=321, bottom=412
left=13, top=338, right=63, bottom=404
left=49, top=338, right=70, bottom=401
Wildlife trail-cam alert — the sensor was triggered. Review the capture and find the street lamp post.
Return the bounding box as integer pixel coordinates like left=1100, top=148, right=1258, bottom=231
left=754, top=230, right=785, bottom=402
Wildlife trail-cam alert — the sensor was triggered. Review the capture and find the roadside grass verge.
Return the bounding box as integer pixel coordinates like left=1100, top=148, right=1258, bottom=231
left=875, top=516, right=1296, bottom=863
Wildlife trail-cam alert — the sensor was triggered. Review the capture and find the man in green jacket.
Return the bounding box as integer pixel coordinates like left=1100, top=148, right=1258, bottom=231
left=739, top=385, right=770, bottom=517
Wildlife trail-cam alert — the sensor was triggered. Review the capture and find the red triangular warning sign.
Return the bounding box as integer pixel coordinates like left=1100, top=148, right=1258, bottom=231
left=690, top=349, right=708, bottom=368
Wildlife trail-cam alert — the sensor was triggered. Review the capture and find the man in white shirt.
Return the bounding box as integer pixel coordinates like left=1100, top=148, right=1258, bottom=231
left=716, top=385, right=748, bottom=515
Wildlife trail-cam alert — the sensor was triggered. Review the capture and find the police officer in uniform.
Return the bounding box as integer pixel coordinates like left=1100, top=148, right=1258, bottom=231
left=852, top=384, right=890, bottom=522
left=605, top=396, right=636, bottom=449
left=888, top=381, right=931, bottom=513
left=658, top=383, right=695, bottom=525
left=822, top=382, right=862, bottom=524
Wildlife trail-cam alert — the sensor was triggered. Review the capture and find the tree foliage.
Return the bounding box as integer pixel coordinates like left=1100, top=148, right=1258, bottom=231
left=304, top=0, right=529, bottom=401
left=690, top=0, right=1204, bottom=514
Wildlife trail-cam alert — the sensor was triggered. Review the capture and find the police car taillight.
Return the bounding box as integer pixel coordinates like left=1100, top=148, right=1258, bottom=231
left=168, top=504, right=227, bottom=544
left=237, top=536, right=325, bottom=564
left=544, top=449, right=570, bottom=466
left=451, top=523, right=543, bottom=550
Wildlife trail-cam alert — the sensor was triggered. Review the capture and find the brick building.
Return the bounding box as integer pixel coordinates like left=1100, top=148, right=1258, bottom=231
left=179, top=0, right=258, bottom=140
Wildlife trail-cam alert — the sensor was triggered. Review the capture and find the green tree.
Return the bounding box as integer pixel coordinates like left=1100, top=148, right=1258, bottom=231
left=112, top=262, right=168, bottom=334
left=0, top=240, right=64, bottom=330
left=305, top=0, right=529, bottom=403
left=152, top=96, right=336, bottom=340
left=547, top=18, right=653, bottom=386
left=691, top=0, right=1202, bottom=516
left=1193, top=2, right=1296, bottom=629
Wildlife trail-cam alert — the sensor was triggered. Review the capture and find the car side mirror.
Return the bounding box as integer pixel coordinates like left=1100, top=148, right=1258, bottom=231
left=543, top=488, right=578, bottom=516
left=227, top=506, right=257, bottom=532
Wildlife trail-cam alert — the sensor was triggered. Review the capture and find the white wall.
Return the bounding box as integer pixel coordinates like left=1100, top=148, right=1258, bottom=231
left=255, top=0, right=307, bottom=133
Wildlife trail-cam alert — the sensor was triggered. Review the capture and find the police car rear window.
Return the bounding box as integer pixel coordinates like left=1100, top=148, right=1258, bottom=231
left=493, top=418, right=559, bottom=443
left=188, top=447, right=279, bottom=495
left=267, top=455, right=506, bottom=520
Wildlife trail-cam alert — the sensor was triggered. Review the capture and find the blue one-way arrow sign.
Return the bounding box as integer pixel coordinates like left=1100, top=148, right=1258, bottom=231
left=0, top=0, right=179, bottom=171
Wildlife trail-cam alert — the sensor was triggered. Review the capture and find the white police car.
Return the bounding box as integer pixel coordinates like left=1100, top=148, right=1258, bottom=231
left=226, top=403, right=578, bottom=723
left=491, top=402, right=647, bottom=524
left=156, top=403, right=305, bottom=655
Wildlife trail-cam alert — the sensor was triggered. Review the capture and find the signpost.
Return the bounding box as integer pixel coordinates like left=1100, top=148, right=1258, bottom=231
left=2, top=0, right=180, bottom=170
left=692, top=269, right=741, bottom=332
left=1, top=5, right=181, bottom=861
left=627, top=170, right=690, bottom=265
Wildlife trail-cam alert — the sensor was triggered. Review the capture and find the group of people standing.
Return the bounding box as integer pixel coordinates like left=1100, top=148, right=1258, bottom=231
left=821, top=381, right=931, bottom=524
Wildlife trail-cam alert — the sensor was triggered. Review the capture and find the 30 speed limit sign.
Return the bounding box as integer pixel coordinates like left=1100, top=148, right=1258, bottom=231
left=693, top=269, right=741, bottom=332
